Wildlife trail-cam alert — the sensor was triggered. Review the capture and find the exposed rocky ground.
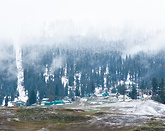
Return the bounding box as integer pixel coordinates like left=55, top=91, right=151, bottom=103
left=0, top=100, right=165, bottom=131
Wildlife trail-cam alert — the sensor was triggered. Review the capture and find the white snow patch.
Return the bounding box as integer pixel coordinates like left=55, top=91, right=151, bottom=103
left=75, top=100, right=165, bottom=117
left=43, top=64, right=49, bottom=83
left=80, top=98, right=87, bottom=102
left=91, top=100, right=165, bottom=116
left=15, top=46, right=28, bottom=102
left=99, top=67, right=101, bottom=75
left=125, top=73, right=135, bottom=87
left=95, top=87, right=103, bottom=95
left=61, top=76, right=69, bottom=87
left=8, top=101, right=13, bottom=107
left=105, top=65, right=109, bottom=74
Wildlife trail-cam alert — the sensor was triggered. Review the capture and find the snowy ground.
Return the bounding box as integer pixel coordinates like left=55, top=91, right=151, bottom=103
left=88, top=100, right=165, bottom=116
left=68, top=99, right=165, bottom=128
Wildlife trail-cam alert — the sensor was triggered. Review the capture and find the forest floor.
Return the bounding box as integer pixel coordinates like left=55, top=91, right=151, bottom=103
left=0, top=100, right=165, bottom=131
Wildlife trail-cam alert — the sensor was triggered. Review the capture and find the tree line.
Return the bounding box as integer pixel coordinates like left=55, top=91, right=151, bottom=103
left=1, top=46, right=165, bottom=105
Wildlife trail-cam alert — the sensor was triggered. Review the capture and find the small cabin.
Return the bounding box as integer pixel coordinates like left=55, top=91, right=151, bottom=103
left=13, top=101, right=25, bottom=107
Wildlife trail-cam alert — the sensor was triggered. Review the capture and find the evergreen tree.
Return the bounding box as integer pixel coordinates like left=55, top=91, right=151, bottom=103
left=154, top=95, right=162, bottom=103
left=131, top=85, right=137, bottom=99
left=75, top=88, right=80, bottom=96
left=54, top=77, right=64, bottom=98
left=48, top=80, right=55, bottom=101
left=55, top=84, right=59, bottom=97
left=140, top=80, right=146, bottom=90
left=117, top=84, right=126, bottom=95
left=28, top=89, right=36, bottom=105
left=5, top=95, right=8, bottom=106
left=69, top=75, right=74, bottom=86
left=159, top=78, right=165, bottom=103
left=91, top=80, right=95, bottom=94
left=140, top=80, right=145, bottom=98
left=81, top=85, right=85, bottom=97
left=152, top=77, right=158, bottom=96
left=69, top=88, right=74, bottom=100
left=159, top=78, right=164, bottom=90
left=0, top=88, right=3, bottom=105
left=111, top=87, right=116, bottom=93
left=65, top=84, right=68, bottom=96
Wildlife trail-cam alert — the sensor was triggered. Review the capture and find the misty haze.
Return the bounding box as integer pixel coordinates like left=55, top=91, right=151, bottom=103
left=0, top=0, right=165, bottom=131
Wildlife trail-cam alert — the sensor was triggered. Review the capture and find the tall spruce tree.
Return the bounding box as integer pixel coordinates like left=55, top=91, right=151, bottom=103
left=75, top=88, right=80, bottom=96
left=91, top=80, right=95, bottom=94
left=65, top=84, right=68, bottom=96
left=159, top=78, right=165, bottom=103
left=117, top=84, right=126, bottom=95
left=140, top=80, right=146, bottom=91
left=55, top=84, right=59, bottom=97
left=5, top=95, right=8, bottom=106
left=152, top=77, right=158, bottom=96
left=111, top=87, right=116, bottom=93
left=28, top=89, right=36, bottom=105
left=131, top=85, right=137, bottom=99
left=69, top=88, right=74, bottom=100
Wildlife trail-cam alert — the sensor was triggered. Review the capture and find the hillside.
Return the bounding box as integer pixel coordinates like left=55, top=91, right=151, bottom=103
left=1, top=44, right=165, bottom=105
left=1, top=100, right=165, bottom=130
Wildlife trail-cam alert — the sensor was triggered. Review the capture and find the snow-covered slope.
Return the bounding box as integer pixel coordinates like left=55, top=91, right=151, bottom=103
left=113, top=100, right=165, bottom=116
left=66, top=100, right=165, bottom=127
left=89, top=100, right=165, bottom=116
left=15, top=46, right=28, bottom=102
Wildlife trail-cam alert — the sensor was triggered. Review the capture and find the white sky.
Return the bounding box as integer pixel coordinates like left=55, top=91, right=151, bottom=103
left=0, top=0, right=165, bottom=45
